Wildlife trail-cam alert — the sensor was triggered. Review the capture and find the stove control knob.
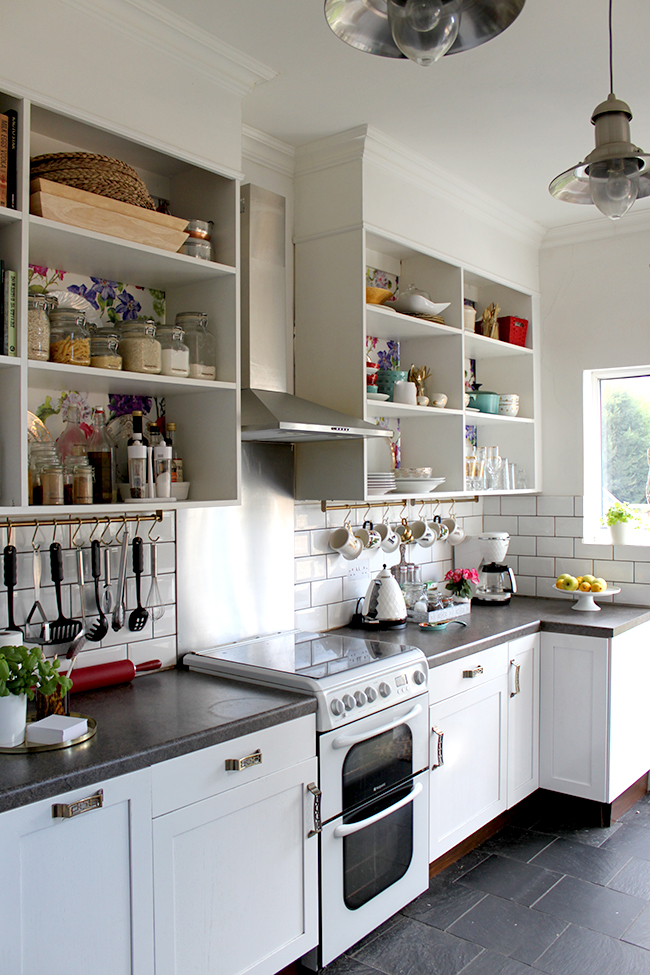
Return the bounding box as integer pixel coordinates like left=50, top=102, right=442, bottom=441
left=365, top=686, right=378, bottom=703
left=330, top=698, right=345, bottom=716
left=413, top=670, right=426, bottom=686
left=379, top=682, right=392, bottom=698
left=343, top=694, right=356, bottom=711
left=354, top=690, right=367, bottom=707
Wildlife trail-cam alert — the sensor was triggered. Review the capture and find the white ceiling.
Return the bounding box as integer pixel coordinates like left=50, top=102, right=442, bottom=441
left=156, top=0, right=650, bottom=231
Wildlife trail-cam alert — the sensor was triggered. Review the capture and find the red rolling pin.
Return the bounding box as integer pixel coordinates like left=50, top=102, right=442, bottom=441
left=68, top=659, right=162, bottom=693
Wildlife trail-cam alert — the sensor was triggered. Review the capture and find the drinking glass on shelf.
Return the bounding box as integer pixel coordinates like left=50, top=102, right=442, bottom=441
left=486, top=446, right=502, bottom=490
left=465, top=454, right=477, bottom=490
left=475, top=446, right=487, bottom=490
left=515, top=466, right=527, bottom=490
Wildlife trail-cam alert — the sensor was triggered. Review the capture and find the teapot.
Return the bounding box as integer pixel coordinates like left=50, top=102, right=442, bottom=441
left=361, top=565, right=407, bottom=628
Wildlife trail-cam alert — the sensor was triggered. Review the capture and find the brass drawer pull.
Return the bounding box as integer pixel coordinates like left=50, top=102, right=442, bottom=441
left=307, top=782, right=322, bottom=836
left=431, top=726, right=444, bottom=768
left=463, top=665, right=484, bottom=679
left=225, top=749, right=262, bottom=772
left=52, top=789, right=103, bottom=819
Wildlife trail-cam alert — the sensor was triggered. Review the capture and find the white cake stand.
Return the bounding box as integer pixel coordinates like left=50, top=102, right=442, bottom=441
left=552, top=584, right=621, bottom=611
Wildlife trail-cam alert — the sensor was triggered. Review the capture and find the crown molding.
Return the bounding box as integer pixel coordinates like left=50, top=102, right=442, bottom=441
left=242, top=126, right=295, bottom=178
left=58, top=0, right=277, bottom=96
left=295, top=125, right=545, bottom=249
left=541, top=205, right=650, bottom=248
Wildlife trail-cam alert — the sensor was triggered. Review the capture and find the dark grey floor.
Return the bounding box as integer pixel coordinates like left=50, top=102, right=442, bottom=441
left=326, top=793, right=650, bottom=975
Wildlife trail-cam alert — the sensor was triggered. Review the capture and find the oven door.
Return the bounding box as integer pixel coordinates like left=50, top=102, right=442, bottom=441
left=318, top=691, right=429, bottom=823
left=318, top=768, right=429, bottom=968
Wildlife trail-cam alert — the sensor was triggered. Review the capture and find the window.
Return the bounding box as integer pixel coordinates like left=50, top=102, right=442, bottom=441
left=584, top=366, right=650, bottom=542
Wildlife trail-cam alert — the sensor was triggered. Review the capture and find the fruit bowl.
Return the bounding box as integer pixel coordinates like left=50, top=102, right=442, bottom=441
left=552, top=584, right=621, bottom=611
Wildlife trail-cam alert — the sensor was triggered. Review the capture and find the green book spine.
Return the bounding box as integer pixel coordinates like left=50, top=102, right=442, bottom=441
left=4, top=269, right=16, bottom=356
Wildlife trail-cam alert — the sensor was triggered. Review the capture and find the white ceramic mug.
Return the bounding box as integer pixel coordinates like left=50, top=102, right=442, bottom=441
left=430, top=516, right=449, bottom=542
left=375, top=522, right=401, bottom=553
left=354, top=525, right=381, bottom=551
left=409, top=520, right=436, bottom=548
left=329, top=525, right=362, bottom=560
left=448, top=526, right=466, bottom=545
left=392, top=380, right=417, bottom=405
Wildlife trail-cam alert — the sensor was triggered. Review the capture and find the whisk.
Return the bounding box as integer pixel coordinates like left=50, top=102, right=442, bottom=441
left=145, top=542, right=164, bottom=621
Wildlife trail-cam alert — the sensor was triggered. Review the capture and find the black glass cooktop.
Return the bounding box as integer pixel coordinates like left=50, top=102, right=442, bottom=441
left=195, top=631, right=418, bottom=680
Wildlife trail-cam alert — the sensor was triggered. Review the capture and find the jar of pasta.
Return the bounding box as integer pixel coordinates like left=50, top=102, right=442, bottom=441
left=119, top=320, right=162, bottom=374
left=49, top=308, right=91, bottom=366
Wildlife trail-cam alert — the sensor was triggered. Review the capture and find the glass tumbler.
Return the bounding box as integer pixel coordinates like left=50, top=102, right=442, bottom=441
left=486, top=446, right=503, bottom=490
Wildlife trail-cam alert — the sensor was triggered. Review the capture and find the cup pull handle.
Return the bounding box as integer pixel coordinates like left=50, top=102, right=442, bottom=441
left=307, top=782, right=322, bottom=837
left=225, top=749, right=262, bottom=771
left=52, top=789, right=103, bottom=819
left=510, top=660, right=521, bottom=697
left=431, top=726, right=444, bottom=768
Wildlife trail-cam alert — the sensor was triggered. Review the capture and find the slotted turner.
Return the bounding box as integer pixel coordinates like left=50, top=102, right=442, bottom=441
left=128, top=536, right=149, bottom=632
left=86, top=540, right=109, bottom=642
left=45, top=542, right=82, bottom=645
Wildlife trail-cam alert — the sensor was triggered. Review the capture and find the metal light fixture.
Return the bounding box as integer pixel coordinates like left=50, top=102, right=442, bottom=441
left=549, top=0, right=650, bottom=220
left=324, top=0, right=525, bottom=65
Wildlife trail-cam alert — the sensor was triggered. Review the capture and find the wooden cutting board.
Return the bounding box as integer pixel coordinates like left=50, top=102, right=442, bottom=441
left=30, top=178, right=190, bottom=253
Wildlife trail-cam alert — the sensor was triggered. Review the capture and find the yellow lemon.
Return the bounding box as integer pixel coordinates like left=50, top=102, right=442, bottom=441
left=579, top=581, right=592, bottom=591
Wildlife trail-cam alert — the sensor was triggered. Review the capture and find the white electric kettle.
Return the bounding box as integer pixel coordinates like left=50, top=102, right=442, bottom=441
left=361, top=565, right=407, bottom=628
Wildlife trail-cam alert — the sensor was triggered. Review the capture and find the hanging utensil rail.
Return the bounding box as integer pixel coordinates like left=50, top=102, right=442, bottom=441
left=0, top=512, right=164, bottom=532
left=320, top=497, right=479, bottom=513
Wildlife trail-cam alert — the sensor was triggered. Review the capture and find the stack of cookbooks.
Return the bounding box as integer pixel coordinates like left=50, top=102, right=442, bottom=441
left=0, top=108, right=18, bottom=210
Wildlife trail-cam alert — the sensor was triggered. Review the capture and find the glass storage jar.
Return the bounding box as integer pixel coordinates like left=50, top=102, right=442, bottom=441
left=119, top=320, right=162, bottom=374
left=175, top=311, right=216, bottom=380
left=27, top=293, right=55, bottom=361
left=29, top=443, right=60, bottom=505
left=90, top=330, right=122, bottom=371
left=49, top=308, right=91, bottom=365
left=73, top=459, right=94, bottom=505
left=157, top=325, right=190, bottom=377
left=41, top=462, right=64, bottom=506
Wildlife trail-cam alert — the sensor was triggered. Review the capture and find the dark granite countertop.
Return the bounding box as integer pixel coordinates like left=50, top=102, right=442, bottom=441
left=0, top=669, right=316, bottom=814
left=337, top=595, right=650, bottom=668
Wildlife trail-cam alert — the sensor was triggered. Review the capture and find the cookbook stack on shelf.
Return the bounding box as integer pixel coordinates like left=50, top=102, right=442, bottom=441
left=0, top=108, right=18, bottom=209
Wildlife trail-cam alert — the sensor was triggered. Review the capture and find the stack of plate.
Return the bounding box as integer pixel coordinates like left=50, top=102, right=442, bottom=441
left=394, top=469, right=446, bottom=493
left=367, top=472, right=396, bottom=495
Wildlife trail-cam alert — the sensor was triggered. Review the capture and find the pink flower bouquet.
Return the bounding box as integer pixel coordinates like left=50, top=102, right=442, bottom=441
left=444, top=567, right=479, bottom=599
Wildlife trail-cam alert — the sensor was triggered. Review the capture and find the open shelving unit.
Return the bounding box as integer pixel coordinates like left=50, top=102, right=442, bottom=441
left=0, top=87, right=241, bottom=513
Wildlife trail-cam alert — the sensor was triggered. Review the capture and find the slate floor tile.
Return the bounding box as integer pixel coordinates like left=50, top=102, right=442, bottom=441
left=530, top=835, right=631, bottom=884
left=350, top=916, right=483, bottom=975
left=441, top=847, right=492, bottom=882
left=622, top=903, right=650, bottom=951
left=621, top=797, right=650, bottom=830
left=475, top=825, right=556, bottom=862
left=532, top=874, right=646, bottom=938
left=609, top=858, right=650, bottom=900
left=321, top=957, right=380, bottom=975
left=460, top=854, right=562, bottom=907
left=601, top=825, right=650, bottom=863
left=532, top=815, right=623, bottom=848
left=400, top=874, right=487, bottom=929
left=447, top=893, right=567, bottom=964
left=455, top=949, right=536, bottom=974
left=534, top=922, right=650, bottom=975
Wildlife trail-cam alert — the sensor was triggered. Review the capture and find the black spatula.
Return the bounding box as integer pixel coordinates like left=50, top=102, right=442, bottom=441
left=45, top=542, right=82, bottom=645
left=3, top=545, right=23, bottom=637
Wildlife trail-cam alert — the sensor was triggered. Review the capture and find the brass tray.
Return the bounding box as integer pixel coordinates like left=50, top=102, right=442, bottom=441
left=0, top=713, right=96, bottom=754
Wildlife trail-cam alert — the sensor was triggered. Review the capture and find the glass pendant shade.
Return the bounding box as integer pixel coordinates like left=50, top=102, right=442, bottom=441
left=387, top=0, right=461, bottom=65
left=588, top=157, right=640, bottom=219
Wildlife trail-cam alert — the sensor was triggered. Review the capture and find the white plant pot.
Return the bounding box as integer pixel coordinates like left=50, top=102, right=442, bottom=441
left=609, top=522, right=634, bottom=546
left=0, top=692, right=27, bottom=747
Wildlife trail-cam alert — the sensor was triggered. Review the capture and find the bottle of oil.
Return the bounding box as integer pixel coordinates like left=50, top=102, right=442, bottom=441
left=87, top=408, right=116, bottom=504
left=166, top=422, right=183, bottom=482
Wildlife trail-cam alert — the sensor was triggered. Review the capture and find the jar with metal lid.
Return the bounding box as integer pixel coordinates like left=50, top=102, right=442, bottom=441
left=157, top=325, right=190, bottom=377
left=41, top=462, right=64, bottom=506
left=175, top=312, right=216, bottom=380
left=29, top=442, right=60, bottom=505
left=90, top=330, right=122, bottom=371
left=49, top=308, right=90, bottom=366
left=119, top=320, right=162, bottom=374
left=181, top=220, right=214, bottom=261
left=73, top=459, right=94, bottom=505
left=27, top=293, right=55, bottom=361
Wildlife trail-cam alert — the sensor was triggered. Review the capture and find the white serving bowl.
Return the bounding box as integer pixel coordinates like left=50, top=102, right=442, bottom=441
left=498, top=401, right=520, bottom=416
left=171, top=481, right=190, bottom=500
left=429, top=393, right=448, bottom=408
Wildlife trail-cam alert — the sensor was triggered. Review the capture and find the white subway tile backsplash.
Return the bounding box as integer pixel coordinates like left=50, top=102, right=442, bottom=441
left=295, top=503, right=326, bottom=531
left=294, top=531, right=311, bottom=557
left=537, top=576, right=560, bottom=598
left=516, top=575, right=537, bottom=596
left=462, top=515, right=484, bottom=535
left=312, top=577, right=344, bottom=607
left=614, top=582, right=650, bottom=606
left=536, top=536, right=573, bottom=558
left=326, top=552, right=349, bottom=578
left=574, top=496, right=584, bottom=517
left=310, top=529, right=333, bottom=555
left=153, top=605, right=176, bottom=639
left=294, top=583, right=311, bottom=611
left=129, top=635, right=177, bottom=670
left=518, top=556, right=555, bottom=577
left=518, top=516, right=555, bottom=537
left=555, top=558, right=592, bottom=578
left=593, top=559, right=634, bottom=583
left=634, top=562, right=650, bottom=585
left=536, top=496, right=574, bottom=517
left=554, top=517, right=583, bottom=538
left=483, top=515, right=519, bottom=534
left=295, top=605, right=329, bottom=631
left=295, top=555, right=327, bottom=584
left=327, top=600, right=357, bottom=629
left=501, top=497, right=536, bottom=516
left=574, top=539, right=613, bottom=560
left=507, top=535, right=536, bottom=556
left=482, top=497, right=501, bottom=516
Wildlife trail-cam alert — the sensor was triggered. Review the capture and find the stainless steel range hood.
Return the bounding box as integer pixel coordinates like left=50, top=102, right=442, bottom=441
left=240, top=184, right=390, bottom=443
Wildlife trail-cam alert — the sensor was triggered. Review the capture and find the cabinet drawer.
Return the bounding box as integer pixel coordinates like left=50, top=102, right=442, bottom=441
left=429, top=643, right=508, bottom=703
left=152, top=714, right=316, bottom=817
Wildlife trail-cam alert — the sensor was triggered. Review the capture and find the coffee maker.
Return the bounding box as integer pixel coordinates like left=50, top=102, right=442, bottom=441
left=473, top=533, right=517, bottom=605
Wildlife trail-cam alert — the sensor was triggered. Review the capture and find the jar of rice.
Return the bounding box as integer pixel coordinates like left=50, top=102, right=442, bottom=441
left=119, top=320, right=162, bottom=374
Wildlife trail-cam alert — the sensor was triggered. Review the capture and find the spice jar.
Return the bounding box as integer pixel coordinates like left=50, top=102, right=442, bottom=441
left=29, top=443, right=60, bottom=505
left=90, top=330, right=122, bottom=371
left=49, top=308, right=91, bottom=366
left=119, top=320, right=162, bottom=374
left=28, top=293, right=55, bottom=361
left=158, top=325, right=190, bottom=377
left=181, top=220, right=214, bottom=261
left=175, top=311, right=216, bottom=380
left=41, top=462, right=64, bottom=506
left=73, top=459, right=94, bottom=505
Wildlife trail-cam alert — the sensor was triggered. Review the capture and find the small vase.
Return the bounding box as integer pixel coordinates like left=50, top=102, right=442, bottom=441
left=610, top=522, right=633, bottom=546
left=0, top=692, right=27, bottom=747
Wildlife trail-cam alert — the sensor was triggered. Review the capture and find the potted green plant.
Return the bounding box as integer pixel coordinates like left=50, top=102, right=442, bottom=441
left=0, top=645, right=72, bottom=747
left=604, top=502, right=641, bottom=545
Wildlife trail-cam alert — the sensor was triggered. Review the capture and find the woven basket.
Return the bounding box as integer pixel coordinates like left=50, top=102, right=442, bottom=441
left=30, top=152, right=155, bottom=210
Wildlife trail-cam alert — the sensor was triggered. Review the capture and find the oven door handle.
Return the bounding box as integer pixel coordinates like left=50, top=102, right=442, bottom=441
left=333, top=781, right=423, bottom=838
left=331, top=703, right=423, bottom=749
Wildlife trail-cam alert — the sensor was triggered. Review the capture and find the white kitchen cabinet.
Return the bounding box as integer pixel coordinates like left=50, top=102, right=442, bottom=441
left=0, top=86, right=240, bottom=512
left=540, top=623, right=650, bottom=804
left=0, top=767, right=154, bottom=975
left=428, top=643, right=509, bottom=862
left=151, top=715, right=319, bottom=975
left=507, top=632, right=540, bottom=807
left=294, top=223, right=539, bottom=502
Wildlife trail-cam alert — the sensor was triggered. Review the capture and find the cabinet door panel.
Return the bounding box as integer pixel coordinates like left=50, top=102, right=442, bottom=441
left=507, top=633, right=540, bottom=807
left=609, top=623, right=650, bottom=802
left=153, top=757, right=318, bottom=975
left=429, top=676, right=507, bottom=862
left=0, top=769, right=153, bottom=975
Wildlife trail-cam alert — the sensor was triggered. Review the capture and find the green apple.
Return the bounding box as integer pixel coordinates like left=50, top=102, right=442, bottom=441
left=591, top=578, right=607, bottom=592
left=556, top=574, right=571, bottom=588
left=582, top=574, right=596, bottom=585
left=563, top=576, right=579, bottom=591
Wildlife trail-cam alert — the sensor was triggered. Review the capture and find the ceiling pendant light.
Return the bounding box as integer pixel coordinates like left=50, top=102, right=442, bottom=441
left=324, top=0, right=525, bottom=65
left=549, top=0, right=650, bottom=220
